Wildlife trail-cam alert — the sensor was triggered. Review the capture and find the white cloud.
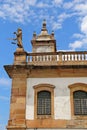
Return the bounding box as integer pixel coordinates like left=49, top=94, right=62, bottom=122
left=0, top=0, right=64, bottom=24
left=52, top=22, right=62, bottom=30
left=58, top=12, right=72, bottom=22
left=72, top=33, right=84, bottom=39
left=0, top=96, right=9, bottom=101
left=63, top=0, right=87, bottom=50
left=74, top=2, right=87, bottom=15
left=0, top=11, right=5, bottom=19
left=0, top=124, right=6, bottom=130
left=63, top=2, right=73, bottom=9
left=0, top=0, right=37, bottom=23
left=51, top=12, right=73, bottom=30
left=24, top=0, right=37, bottom=6
left=69, top=33, right=87, bottom=50
left=0, top=0, right=86, bottom=26
left=52, top=0, right=63, bottom=6
left=81, top=15, right=87, bottom=35
left=37, top=2, right=49, bottom=8
left=0, top=78, right=11, bottom=87
left=69, top=40, right=83, bottom=50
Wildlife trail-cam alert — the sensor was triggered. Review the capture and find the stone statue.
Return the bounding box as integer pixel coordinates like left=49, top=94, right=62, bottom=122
left=13, top=28, right=23, bottom=48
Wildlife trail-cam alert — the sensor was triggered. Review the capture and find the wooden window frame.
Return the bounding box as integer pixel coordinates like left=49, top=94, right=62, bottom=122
left=33, top=84, right=55, bottom=119
left=73, top=90, right=87, bottom=115
left=68, top=83, right=87, bottom=120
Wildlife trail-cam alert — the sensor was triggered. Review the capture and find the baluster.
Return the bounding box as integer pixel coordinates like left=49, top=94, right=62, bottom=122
left=53, top=55, right=55, bottom=61
left=63, top=54, right=65, bottom=61
left=51, top=55, right=53, bottom=61
left=56, top=55, right=59, bottom=61
left=75, top=54, right=77, bottom=60
left=59, top=52, right=62, bottom=61
left=54, top=55, right=56, bottom=61
left=77, top=54, right=79, bottom=60
left=80, top=54, right=82, bottom=61
left=50, top=55, right=51, bottom=61
left=83, top=54, right=86, bottom=60
left=38, top=56, right=40, bottom=61
left=73, top=54, right=75, bottom=61
left=55, top=55, right=57, bottom=61
left=70, top=54, right=72, bottom=61
left=67, top=54, right=68, bottom=61
left=47, top=55, right=48, bottom=61
left=31, top=56, right=33, bottom=62
left=40, top=56, right=42, bottom=61
left=35, top=56, right=37, bottom=61
left=41, top=55, right=43, bottom=61
left=45, top=55, right=47, bottom=61
left=85, top=54, right=87, bottom=60
left=51, top=55, right=54, bottom=61
left=32, top=56, right=35, bottom=61
left=40, top=56, right=41, bottom=61
left=32, top=56, right=34, bottom=61
left=57, top=55, right=59, bottom=61
left=65, top=55, right=67, bottom=61
left=43, top=55, right=45, bottom=61
left=53, top=55, right=56, bottom=61
left=50, top=55, right=52, bottom=61
left=37, top=56, right=39, bottom=61
left=77, top=54, right=78, bottom=61
left=48, top=55, right=50, bottom=61
left=28, top=56, right=30, bottom=62
left=30, top=56, right=32, bottom=62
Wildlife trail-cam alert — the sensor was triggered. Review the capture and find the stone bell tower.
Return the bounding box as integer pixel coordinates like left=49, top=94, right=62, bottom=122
left=31, top=19, right=56, bottom=53
left=4, top=20, right=87, bottom=130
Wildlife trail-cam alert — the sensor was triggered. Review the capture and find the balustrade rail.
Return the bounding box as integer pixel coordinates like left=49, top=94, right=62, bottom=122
left=26, top=51, right=87, bottom=66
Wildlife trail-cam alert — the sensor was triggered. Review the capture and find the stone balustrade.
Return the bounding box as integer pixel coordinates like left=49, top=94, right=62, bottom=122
left=26, top=51, right=87, bottom=66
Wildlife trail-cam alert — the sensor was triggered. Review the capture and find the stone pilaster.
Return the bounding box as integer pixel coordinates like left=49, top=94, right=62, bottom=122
left=6, top=67, right=27, bottom=130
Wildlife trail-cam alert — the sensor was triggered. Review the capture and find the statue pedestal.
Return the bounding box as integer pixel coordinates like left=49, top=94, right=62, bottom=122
left=14, top=48, right=26, bottom=65
left=16, top=47, right=24, bottom=52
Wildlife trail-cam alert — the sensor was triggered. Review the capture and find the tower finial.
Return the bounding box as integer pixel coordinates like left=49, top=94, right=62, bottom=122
left=42, top=19, right=47, bottom=31
left=51, top=30, right=55, bottom=39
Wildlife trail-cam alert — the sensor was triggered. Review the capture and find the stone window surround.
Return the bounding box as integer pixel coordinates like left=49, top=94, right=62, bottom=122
left=33, top=84, right=55, bottom=119
left=68, top=83, right=87, bottom=120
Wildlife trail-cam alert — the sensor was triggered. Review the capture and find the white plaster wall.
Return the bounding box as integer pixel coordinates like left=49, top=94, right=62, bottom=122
left=26, top=77, right=87, bottom=120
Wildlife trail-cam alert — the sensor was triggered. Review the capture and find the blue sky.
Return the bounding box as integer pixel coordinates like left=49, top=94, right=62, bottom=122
left=0, top=0, right=87, bottom=130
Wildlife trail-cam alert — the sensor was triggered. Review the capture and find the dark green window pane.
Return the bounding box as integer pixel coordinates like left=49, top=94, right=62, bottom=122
left=74, top=91, right=87, bottom=115
left=37, top=91, right=51, bottom=115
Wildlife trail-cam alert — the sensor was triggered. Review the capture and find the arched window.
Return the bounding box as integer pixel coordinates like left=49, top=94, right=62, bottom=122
left=33, top=84, right=55, bottom=119
left=69, top=83, right=87, bottom=119
left=37, top=91, right=51, bottom=115
left=73, top=90, right=87, bottom=115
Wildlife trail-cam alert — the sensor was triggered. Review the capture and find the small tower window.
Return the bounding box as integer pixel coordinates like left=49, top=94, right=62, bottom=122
left=37, top=91, right=51, bottom=115
left=73, top=90, right=87, bottom=115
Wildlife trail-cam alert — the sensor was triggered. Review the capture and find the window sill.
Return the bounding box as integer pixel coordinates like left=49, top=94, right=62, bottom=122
left=37, top=115, right=52, bottom=119
left=73, top=115, right=87, bottom=120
